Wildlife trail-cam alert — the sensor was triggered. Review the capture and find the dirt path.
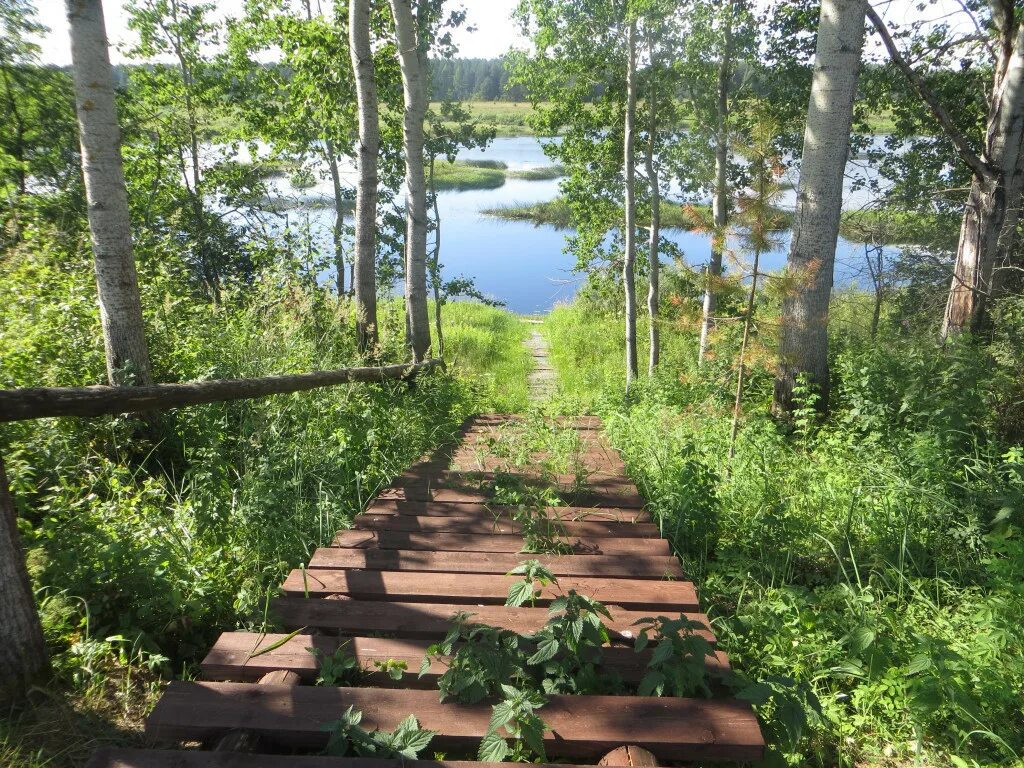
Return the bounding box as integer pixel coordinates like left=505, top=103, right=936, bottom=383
left=524, top=319, right=555, bottom=402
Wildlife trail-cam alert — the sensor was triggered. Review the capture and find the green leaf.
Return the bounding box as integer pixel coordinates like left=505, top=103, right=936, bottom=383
left=506, top=579, right=536, bottom=607
left=528, top=634, right=559, bottom=664
left=478, top=732, right=510, bottom=762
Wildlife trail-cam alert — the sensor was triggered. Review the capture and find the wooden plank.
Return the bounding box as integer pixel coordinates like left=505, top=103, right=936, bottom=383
left=271, top=597, right=715, bottom=642
left=200, top=632, right=731, bottom=685
left=380, top=486, right=646, bottom=509
left=366, top=499, right=650, bottom=523
left=390, top=470, right=640, bottom=495
left=89, top=750, right=607, bottom=768
left=351, top=514, right=660, bottom=539
left=145, top=682, right=764, bottom=761
left=307, top=548, right=684, bottom=579
left=280, top=569, right=699, bottom=611
left=331, top=530, right=671, bottom=556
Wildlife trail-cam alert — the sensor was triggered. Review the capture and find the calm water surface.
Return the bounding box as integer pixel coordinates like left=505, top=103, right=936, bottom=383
left=266, top=136, right=897, bottom=314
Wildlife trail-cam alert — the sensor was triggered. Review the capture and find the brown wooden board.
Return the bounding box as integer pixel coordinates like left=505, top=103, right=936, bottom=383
left=379, top=487, right=646, bottom=509
left=331, top=530, right=672, bottom=556
left=351, top=514, right=659, bottom=539
left=88, top=749, right=611, bottom=768
left=365, top=500, right=650, bottom=523
left=200, top=632, right=731, bottom=686
left=271, top=597, right=715, bottom=642
left=280, top=569, right=698, bottom=611
left=306, top=548, right=683, bottom=579
left=145, top=682, right=763, bottom=761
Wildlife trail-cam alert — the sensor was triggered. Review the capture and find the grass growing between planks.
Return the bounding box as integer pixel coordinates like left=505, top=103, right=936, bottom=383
left=540, top=290, right=1024, bottom=767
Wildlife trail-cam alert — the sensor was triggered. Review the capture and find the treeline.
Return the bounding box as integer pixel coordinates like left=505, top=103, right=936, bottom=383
left=428, top=58, right=526, bottom=101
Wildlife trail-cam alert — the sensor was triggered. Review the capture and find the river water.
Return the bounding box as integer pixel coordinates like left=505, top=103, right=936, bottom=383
left=264, top=136, right=896, bottom=314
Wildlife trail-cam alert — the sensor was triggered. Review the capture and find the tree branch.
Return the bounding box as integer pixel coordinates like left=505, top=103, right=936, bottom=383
left=0, top=360, right=444, bottom=423
left=867, top=4, right=993, bottom=181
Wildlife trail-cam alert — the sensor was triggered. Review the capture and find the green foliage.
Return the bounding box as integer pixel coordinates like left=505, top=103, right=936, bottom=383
left=423, top=612, right=531, bottom=704
left=322, top=707, right=435, bottom=759
left=478, top=684, right=548, bottom=762
left=312, top=643, right=360, bottom=687
left=505, top=559, right=556, bottom=607
left=543, top=290, right=1024, bottom=766
left=633, top=615, right=716, bottom=697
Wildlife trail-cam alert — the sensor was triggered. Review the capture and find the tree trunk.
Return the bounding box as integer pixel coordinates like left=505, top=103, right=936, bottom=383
left=729, top=248, right=760, bottom=458
left=325, top=143, right=346, bottom=296
left=67, top=0, right=153, bottom=387
left=623, top=19, right=639, bottom=388
left=428, top=157, right=445, bottom=356
left=941, top=19, right=1024, bottom=337
left=389, top=0, right=431, bottom=362
left=867, top=6, right=1024, bottom=337
left=349, top=0, right=380, bottom=352
left=0, top=453, right=48, bottom=705
left=698, top=4, right=734, bottom=366
left=772, top=0, right=867, bottom=417
left=645, top=47, right=660, bottom=375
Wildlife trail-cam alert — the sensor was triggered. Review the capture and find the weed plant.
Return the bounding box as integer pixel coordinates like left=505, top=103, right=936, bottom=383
left=540, top=288, right=1024, bottom=767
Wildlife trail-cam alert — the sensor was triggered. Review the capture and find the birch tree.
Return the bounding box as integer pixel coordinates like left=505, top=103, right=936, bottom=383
left=623, top=17, right=639, bottom=386
left=67, top=0, right=153, bottom=387
left=388, top=0, right=431, bottom=361
left=350, top=0, right=381, bottom=352
left=866, top=3, right=1024, bottom=338
left=772, top=0, right=867, bottom=416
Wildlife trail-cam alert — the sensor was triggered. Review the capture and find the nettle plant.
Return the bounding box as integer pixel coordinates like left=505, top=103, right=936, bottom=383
left=426, top=562, right=720, bottom=761
left=633, top=615, right=717, bottom=697
left=322, top=707, right=435, bottom=759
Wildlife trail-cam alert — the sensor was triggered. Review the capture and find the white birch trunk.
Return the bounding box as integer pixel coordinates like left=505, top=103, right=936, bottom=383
left=623, top=19, right=639, bottom=387
left=645, top=48, right=660, bottom=374
left=349, top=0, right=380, bottom=352
left=773, top=0, right=867, bottom=415
left=389, top=0, right=431, bottom=361
left=67, top=0, right=153, bottom=386
left=942, top=20, right=1024, bottom=337
left=698, top=11, right=733, bottom=366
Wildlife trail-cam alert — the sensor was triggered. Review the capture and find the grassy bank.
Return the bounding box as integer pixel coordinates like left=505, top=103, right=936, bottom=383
left=0, top=235, right=529, bottom=766
left=433, top=160, right=507, bottom=190
left=484, top=197, right=792, bottom=231
left=539, top=289, right=1024, bottom=767
left=485, top=196, right=959, bottom=249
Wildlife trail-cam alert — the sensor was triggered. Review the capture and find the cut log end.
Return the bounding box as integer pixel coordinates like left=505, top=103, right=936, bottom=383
left=599, top=745, right=661, bottom=766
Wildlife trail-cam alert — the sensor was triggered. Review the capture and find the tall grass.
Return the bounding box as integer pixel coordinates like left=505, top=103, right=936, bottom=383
left=0, top=236, right=531, bottom=764
left=542, top=292, right=1024, bottom=767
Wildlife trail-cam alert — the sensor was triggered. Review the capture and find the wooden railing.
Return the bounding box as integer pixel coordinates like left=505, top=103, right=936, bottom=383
left=0, top=359, right=443, bottom=422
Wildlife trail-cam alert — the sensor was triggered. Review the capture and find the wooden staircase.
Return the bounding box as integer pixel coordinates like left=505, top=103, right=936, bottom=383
left=88, top=414, right=764, bottom=767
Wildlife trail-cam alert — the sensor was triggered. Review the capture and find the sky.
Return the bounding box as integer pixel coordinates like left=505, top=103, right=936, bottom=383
left=32, top=0, right=525, bottom=65
left=31, top=0, right=964, bottom=67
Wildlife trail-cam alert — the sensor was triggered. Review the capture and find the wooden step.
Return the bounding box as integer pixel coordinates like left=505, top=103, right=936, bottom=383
left=366, top=500, right=649, bottom=523
left=307, top=548, right=683, bottom=579
left=200, top=632, right=731, bottom=685
left=145, top=682, right=764, bottom=761
left=379, top=486, right=645, bottom=509
left=280, top=569, right=698, bottom=611
left=331, top=530, right=671, bottom=556
left=351, top=514, right=659, bottom=538
left=89, top=749, right=606, bottom=768
left=271, top=597, right=715, bottom=642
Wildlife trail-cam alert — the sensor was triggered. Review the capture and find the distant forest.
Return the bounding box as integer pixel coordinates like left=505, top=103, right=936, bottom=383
left=428, top=58, right=526, bottom=101
left=107, top=58, right=524, bottom=102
